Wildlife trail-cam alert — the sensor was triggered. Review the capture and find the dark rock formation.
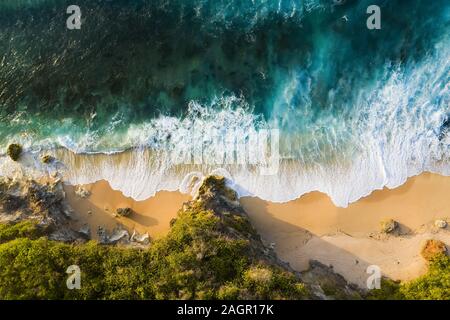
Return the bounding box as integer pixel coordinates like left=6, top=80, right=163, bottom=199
left=6, top=144, right=22, bottom=161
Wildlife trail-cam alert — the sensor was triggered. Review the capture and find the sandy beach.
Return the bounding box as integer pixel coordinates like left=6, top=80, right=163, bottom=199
left=65, top=172, right=450, bottom=288
left=241, top=172, right=450, bottom=287
left=65, top=180, right=190, bottom=241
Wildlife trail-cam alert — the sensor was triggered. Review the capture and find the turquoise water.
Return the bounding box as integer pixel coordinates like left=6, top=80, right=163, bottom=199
left=0, top=0, right=449, bottom=205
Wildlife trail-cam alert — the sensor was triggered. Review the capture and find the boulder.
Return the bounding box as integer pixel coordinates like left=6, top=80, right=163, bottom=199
left=74, top=186, right=90, bottom=198
left=7, top=144, right=22, bottom=161
left=116, top=207, right=133, bottom=217
left=380, top=219, right=398, bottom=234
left=109, top=228, right=130, bottom=244
left=435, top=219, right=447, bottom=229
left=131, top=230, right=150, bottom=245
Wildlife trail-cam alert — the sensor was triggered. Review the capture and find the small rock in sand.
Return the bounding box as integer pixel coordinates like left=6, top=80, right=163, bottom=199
left=116, top=207, right=133, bottom=217
left=75, top=186, right=90, bottom=198
left=435, top=219, right=447, bottom=229
left=380, top=219, right=398, bottom=234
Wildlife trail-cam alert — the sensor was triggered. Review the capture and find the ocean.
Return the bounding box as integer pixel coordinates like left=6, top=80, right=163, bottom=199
left=0, top=0, right=449, bottom=206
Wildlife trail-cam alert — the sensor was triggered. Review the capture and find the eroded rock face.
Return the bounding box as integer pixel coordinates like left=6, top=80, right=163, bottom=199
left=0, top=177, right=82, bottom=242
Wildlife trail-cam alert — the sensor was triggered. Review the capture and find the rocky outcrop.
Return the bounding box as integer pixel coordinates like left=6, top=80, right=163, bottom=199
left=0, top=177, right=82, bottom=242
left=6, top=144, right=22, bottom=161
left=300, top=260, right=362, bottom=300
left=184, top=175, right=361, bottom=299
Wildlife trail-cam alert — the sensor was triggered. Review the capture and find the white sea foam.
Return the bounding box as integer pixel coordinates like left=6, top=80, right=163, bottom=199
left=0, top=42, right=449, bottom=207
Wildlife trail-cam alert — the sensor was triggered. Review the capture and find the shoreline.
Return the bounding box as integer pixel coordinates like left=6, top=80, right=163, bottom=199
left=4, top=145, right=450, bottom=207
left=64, top=172, right=450, bottom=287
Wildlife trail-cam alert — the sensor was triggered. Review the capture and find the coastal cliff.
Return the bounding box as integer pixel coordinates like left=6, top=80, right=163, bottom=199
left=0, top=175, right=448, bottom=299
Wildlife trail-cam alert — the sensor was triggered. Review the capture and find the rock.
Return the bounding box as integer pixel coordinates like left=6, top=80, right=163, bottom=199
left=41, top=154, right=55, bottom=164
left=75, top=186, right=90, bottom=198
left=63, top=209, right=73, bottom=219
left=380, top=219, right=398, bottom=234
left=48, top=229, right=80, bottom=242
left=116, top=207, right=133, bottom=217
left=435, top=219, right=447, bottom=229
left=97, top=226, right=109, bottom=244
left=109, top=228, right=130, bottom=244
left=78, top=224, right=91, bottom=239
left=2, top=194, right=24, bottom=212
left=7, top=143, right=22, bottom=161
left=421, top=239, right=447, bottom=261
left=130, top=230, right=150, bottom=245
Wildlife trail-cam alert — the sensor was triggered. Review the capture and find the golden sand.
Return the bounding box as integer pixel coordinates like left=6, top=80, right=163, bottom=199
left=65, top=172, right=450, bottom=287
left=65, top=180, right=190, bottom=241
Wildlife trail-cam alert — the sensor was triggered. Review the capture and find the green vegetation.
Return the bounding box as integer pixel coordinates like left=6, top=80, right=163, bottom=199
left=6, top=143, right=22, bottom=161
left=0, top=220, right=46, bottom=244
left=0, top=206, right=309, bottom=299
left=367, top=254, right=450, bottom=300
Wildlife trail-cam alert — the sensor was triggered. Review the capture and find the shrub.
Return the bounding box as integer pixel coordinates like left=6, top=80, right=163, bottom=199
left=0, top=220, right=45, bottom=244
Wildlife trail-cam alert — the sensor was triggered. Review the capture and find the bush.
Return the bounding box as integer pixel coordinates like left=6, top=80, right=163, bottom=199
left=0, top=221, right=45, bottom=244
